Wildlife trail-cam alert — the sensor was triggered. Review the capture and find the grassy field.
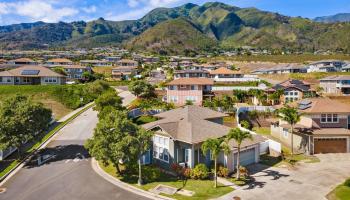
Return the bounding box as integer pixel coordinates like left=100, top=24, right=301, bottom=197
left=100, top=162, right=233, bottom=200
left=92, top=66, right=112, bottom=78
left=208, top=54, right=350, bottom=64
left=0, top=85, right=72, bottom=119
left=260, top=72, right=350, bottom=85
left=327, top=179, right=350, bottom=200
left=252, top=127, right=271, bottom=136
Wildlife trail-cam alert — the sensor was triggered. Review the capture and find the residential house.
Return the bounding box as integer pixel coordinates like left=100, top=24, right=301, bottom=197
left=266, top=79, right=315, bottom=103
left=166, top=78, right=214, bottom=106
left=341, top=63, right=350, bottom=72
left=174, top=70, right=209, bottom=79
left=143, top=105, right=265, bottom=170
left=111, top=66, right=137, bottom=80
left=7, top=58, right=38, bottom=65
left=271, top=98, right=350, bottom=154
left=252, top=64, right=308, bottom=74
left=320, top=75, right=350, bottom=95
left=80, top=60, right=112, bottom=67
left=0, top=65, right=66, bottom=85
left=116, top=59, right=138, bottom=67
left=209, top=67, right=259, bottom=82
left=63, top=65, right=91, bottom=81
left=307, top=60, right=346, bottom=72
left=46, top=58, right=73, bottom=67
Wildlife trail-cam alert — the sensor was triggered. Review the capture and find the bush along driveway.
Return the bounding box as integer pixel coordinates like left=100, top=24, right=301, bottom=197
left=217, top=153, right=350, bottom=200
left=327, top=178, right=350, bottom=200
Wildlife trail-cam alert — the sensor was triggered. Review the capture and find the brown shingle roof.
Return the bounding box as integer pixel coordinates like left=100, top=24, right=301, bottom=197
left=0, top=65, right=65, bottom=77
left=142, top=106, right=229, bottom=143
left=320, top=75, right=350, bottom=81
left=47, top=58, right=72, bottom=63
left=210, top=67, right=242, bottom=75
left=294, top=98, right=350, bottom=114
left=167, top=78, right=214, bottom=86
left=10, top=58, right=35, bottom=62
left=117, top=59, right=138, bottom=64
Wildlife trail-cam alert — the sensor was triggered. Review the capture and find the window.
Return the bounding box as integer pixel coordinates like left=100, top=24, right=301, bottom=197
left=153, top=135, right=170, bottom=163
left=190, top=85, right=198, bottom=90
left=283, top=128, right=289, bottom=138
left=180, top=85, right=186, bottom=89
left=170, top=96, right=178, bottom=103
left=186, top=96, right=197, bottom=102
left=169, top=85, right=177, bottom=90
left=321, top=114, right=338, bottom=123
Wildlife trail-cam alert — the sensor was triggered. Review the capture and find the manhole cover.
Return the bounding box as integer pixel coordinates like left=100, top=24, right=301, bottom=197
left=0, top=188, right=6, bottom=194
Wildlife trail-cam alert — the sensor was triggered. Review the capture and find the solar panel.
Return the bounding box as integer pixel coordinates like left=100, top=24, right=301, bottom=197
left=298, top=104, right=311, bottom=110
left=299, top=100, right=311, bottom=106
left=21, top=70, right=40, bottom=75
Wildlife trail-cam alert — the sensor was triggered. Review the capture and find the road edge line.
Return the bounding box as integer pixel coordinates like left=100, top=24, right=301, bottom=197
left=91, top=158, right=174, bottom=200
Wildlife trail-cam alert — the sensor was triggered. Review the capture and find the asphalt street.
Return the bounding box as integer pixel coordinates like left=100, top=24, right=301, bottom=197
left=0, top=91, right=146, bottom=200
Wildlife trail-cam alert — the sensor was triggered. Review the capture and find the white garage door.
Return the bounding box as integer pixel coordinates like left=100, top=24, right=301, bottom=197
left=233, top=147, right=256, bottom=167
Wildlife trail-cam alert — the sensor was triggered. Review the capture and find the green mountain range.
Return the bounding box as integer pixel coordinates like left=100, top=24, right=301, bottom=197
left=0, top=2, right=350, bottom=54
left=314, top=13, right=350, bottom=23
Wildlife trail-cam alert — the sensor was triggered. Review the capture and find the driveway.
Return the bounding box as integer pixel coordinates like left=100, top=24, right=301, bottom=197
left=218, top=153, right=350, bottom=200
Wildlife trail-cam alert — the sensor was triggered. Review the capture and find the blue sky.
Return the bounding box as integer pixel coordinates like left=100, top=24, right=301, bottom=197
left=0, top=0, right=349, bottom=25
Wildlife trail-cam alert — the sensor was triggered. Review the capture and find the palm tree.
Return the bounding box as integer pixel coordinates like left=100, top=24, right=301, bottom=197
left=277, top=106, right=301, bottom=156
left=226, top=128, right=253, bottom=180
left=201, top=138, right=229, bottom=188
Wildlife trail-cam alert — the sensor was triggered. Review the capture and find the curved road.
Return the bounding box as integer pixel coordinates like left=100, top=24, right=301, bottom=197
left=0, top=91, right=146, bottom=200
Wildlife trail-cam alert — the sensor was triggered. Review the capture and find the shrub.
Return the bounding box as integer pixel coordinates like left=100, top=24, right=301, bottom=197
left=217, top=166, right=229, bottom=178
left=170, top=163, right=185, bottom=177
left=344, top=178, right=350, bottom=187
left=239, top=166, right=249, bottom=178
left=241, top=120, right=251, bottom=130
left=183, top=168, right=192, bottom=179
left=190, top=164, right=209, bottom=180
left=142, top=166, right=161, bottom=183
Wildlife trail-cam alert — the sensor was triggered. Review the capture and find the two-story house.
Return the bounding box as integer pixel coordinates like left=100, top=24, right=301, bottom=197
left=209, top=67, right=259, bottom=83
left=271, top=98, right=350, bottom=154
left=173, top=70, right=209, bottom=79
left=143, top=105, right=265, bottom=171
left=166, top=78, right=214, bottom=106
left=266, top=79, right=315, bottom=103
left=319, top=75, right=350, bottom=95
left=7, top=58, right=38, bottom=66
left=306, top=60, right=346, bottom=72
left=63, top=65, right=91, bottom=81
left=0, top=65, right=66, bottom=85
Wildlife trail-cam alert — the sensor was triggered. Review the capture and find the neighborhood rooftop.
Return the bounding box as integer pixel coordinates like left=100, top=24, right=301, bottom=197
left=167, top=78, right=214, bottom=85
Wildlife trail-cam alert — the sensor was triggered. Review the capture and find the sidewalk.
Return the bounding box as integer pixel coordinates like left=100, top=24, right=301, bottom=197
left=58, top=102, right=95, bottom=122
left=91, top=158, right=173, bottom=200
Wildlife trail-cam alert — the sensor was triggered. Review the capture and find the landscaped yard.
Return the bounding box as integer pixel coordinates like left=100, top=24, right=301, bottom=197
left=133, top=115, right=158, bottom=125
left=252, top=127, right=271, bottom=136
left=223, top=116, right=237, bottom=128
left=327, top=179, right=350, bottom=200
left=100, top=162, right=233, bottom=200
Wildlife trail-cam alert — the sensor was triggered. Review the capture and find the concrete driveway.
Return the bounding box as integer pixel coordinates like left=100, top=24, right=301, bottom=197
left=218, top=153, right=350, bottom=200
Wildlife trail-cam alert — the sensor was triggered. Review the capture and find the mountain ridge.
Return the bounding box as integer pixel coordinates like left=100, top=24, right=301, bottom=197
left=0, top=2, right=350, bottom=54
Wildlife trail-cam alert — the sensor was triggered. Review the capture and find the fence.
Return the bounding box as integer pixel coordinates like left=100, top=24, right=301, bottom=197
left=236, top=106, right=281, bottom=155
left=212, top=84, right=268, bottom=91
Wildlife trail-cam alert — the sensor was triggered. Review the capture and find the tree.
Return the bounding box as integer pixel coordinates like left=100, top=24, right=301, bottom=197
left=221, top=95, right=236, bottom=113
left=226, top=128, right=253, bottom=179
left=268, top=89, right=284, bottom=105
left=201, top=138, right=229, bottom=188
left=277, top=106, right=301, bottom=155
left=128, top=80, right=155, bottom=98
left=233, top=90, right=248, bottom=103
left=82, top=71, right=96, bottom=82
left=0, top=95, right=52, bottom=158
left=94, top=90, right=123, bottom=114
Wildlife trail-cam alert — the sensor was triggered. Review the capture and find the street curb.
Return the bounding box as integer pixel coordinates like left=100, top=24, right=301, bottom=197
left=91, top=158, right=174, bottom=200
left=0, top=102, right=95, bottom=186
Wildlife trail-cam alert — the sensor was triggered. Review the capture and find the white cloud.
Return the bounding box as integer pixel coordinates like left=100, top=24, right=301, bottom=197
left=82, top=5, right=97, bottom=14
left=109, top=0, right=184, bottom=21
left=0, top=3, right=10, bottom=15
left=0, top=0, right=78, bottom=23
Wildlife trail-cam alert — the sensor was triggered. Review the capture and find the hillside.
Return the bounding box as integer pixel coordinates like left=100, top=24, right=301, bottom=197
left=314, top=13, right=350, bottom=23
left=125, top=18, right=217, bottom=54
left=1, top=2, right=350, bottom=54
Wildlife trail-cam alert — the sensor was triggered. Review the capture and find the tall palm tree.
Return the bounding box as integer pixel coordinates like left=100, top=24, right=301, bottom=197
left=226, top=128, right=253, bottom=180
left=201, top=138, right=229, bottom=188
left=278, top=106, right=301, bottom=156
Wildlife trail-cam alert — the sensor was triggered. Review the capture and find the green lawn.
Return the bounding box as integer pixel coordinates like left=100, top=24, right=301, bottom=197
left=133, top=115, right=158, bottom=125
left=100, top=162, right=233, bottom=200
left=252, top=127, right=271, bottom=136
left=327, top=179, right=350, bottom=200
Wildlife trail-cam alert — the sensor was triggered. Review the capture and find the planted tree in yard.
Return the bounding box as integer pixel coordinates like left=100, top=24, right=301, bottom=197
left=233, top=90, right=248, bottom=103
left=226, top=128, right=253, bottom=180
left=94, top=90, right=123, bottom=114
left=128, top=80, right=155, bottom=98
left=277, top=106, right=301, bottom=156
left=0, top=95, right=52, bottom=158
left=221, top=95, right=236, bottom=113
left=201, top=138, right=229, bottom=188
